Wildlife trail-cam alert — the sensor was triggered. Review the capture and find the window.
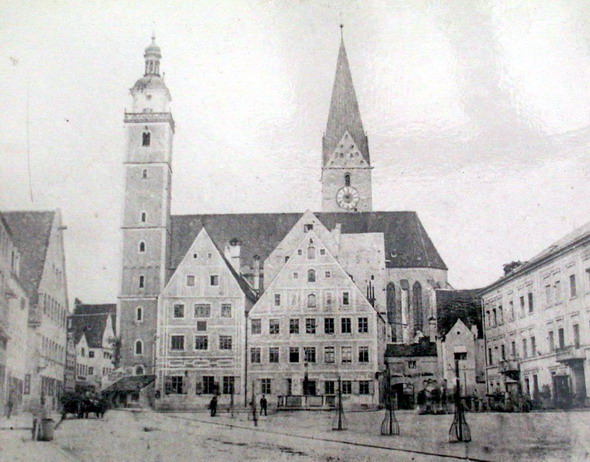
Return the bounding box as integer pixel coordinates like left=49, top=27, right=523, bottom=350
left=324, top=318, right=335, bottom=334
left=509, top=301, right=514, bottom=321
left=196, top=321, right=207, bottom=331
left=88, top=367, right=94, bottom=375
left=166, top=376, right=183, bottom=395
left=139, top=275, right=145, bottom=289
left=528, top=292, right=534, bottom=313
left=307, top=294, right=316, bottom=308
left=520, top=296, right=525, bottom=315
left=210, top=275, right=219, bottom=286
left=173, top=304, right=185, bottom=318
left=142, top=169, right=148, bottom=179
left=305, top=318, right=316, bottom=334
left=555, top=281, right=562, bottom=303
left=274, top=294, right=281, bottom=306
left=501, top=344, right=506, bottom=360
left=304, top=347, right=316, bottom=363
left=341, top=318, right=352, bottom=333
left=194, top=304, right=211, bottom=318
left=498, top=306, right=503, bottom=324
left=324, top=271, right=331, bottom=279
left=186, top=275, right=195, bottom=287
left=195, top=336, right=208, bottom=350
left=408, top=360, right=417, bottom=369
left=358, top=346, right=369, bottom=363
left=223, top=376, right=235, bottom=395
left=344, top=173, right=351, bottom=186
left=289, top=318, right=299, bottom=334
left=558, top=327, right=565, bottom=349
left=24, top=374, right=30, bottom=395
left=171, top=335, right=185, bottom=351
left=341, top=380, right=352, bottom=394
left=289, top=347, right=299, bottom=363
left=342, top=292, right=350, bottom=306
left=135, top=340, right=143, bottom=355
left=136, top=307, right=143, bottom=322
left=141, top=212, right=147, bottom=223
left=251, top=319, right=261, bottom=334
left=142, top=131, right=151, bottom=146
left=89, top=351, right=95, bottom=358
left=139, top=241, right=146, bottom=253
left=488, top=347, right=493, bottom=365
left=308, top=269, right=316, bottom=282
left=325, top=381, right=335, bottom=395
left=570, top=274, right=577, bottom=297
left=531, top=336, right=536, bottom=356
left=269, top=319, right=280, bottom=334
left=284, top=256, right=289, bottom=263
left=574, top=324, right=580, bottom=349
left=304, top=224, right=314, bottom=233
left=341, top=346, right=352, bottom=363
left=293, top=272, right=298, bottom=280
left=492, top=309, right=497, bottom=326
left=269, top=347, right=279, bottom=363
left=359, top=381, right=370, bottom=395
left=522, top=338, right=528, bottom=358
left=325, top=292, right=333, bottom=308
left=219, top=336, right=232, bottom=350
left=261, top=378, right=272, bottom=395
left=251, top=348, right=261, bottom=363
left=320, top=249, right=326, bottom=256
left=324, top=346, right=335, bottom=363
left=358, top=317, right=368, bottom=333
left=193, top=253, right=198, bottom=259
left=549, top=331, right=555, bottom=352
left=203, top=376, right=216, bottom=394
left=221, top=304, right=232, bottom=318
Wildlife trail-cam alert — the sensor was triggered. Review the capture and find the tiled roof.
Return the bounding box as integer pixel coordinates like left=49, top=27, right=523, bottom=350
left=69, top=302, right=116, bottom=348
left=3, top=211, right=55, bottom=302
left=102, top=375, right=155, bottom=393
left=436, top=289, right=483, bottom=339
left=170, top=212, right=446, bottom=276
left=385, top=339, right=437, bottom=357
left=323, top=38, right=368, bottom=166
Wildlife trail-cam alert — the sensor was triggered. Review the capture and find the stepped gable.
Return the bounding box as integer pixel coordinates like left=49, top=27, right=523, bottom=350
left=3, top=211, right=55, bottom=301
left=170, top=212, right=446, bottom=273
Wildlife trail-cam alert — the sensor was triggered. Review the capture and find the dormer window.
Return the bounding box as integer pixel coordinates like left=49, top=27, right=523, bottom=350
left=142, top=131, right=151, bottom=147
left=344, top=173, right=351, bottom=187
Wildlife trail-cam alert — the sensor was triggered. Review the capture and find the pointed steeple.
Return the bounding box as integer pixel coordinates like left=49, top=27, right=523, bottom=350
left=323, top=30, right=369, bottom=167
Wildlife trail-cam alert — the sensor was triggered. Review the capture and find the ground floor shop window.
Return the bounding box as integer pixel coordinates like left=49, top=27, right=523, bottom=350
left=203, top=376, right=216, bottom=394
left=359, top=381, right=371, bottom=395
left=223, top=376, right=235, bottom=394
left=165, top=376, right=184, bottom=394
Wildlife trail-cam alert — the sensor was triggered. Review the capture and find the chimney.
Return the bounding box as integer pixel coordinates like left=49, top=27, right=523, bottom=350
left=253, top=255, right=261, bottom=291
left=224, top=238, right=241, bottom=273
left=429, top=316, right=437, bottom=342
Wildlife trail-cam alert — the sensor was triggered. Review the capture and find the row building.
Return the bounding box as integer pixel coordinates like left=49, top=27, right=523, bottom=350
left=117, top=35, right=448, bottom=409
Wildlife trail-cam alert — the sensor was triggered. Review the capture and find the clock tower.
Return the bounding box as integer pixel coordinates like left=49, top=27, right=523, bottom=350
left=321, top=29, right=372, bottom=212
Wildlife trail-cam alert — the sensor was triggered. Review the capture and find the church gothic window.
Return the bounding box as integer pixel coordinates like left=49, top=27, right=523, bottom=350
left=139, top=241, right=146, bottom=253
left=413, top=282, right=423, bottom=334
left=142, top=131, right=151, bottom=147
left=386, top=283, right=397, bottom=341
left=136, top=307, right=143, bottom=322
left=139, top=275, right=145, bottom=289
left=308, top=269, right=316, bottom=282
left=135, top=340, right=143, bottom=355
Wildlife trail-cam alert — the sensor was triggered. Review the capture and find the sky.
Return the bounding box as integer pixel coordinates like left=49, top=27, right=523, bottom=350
left=1, top=0, right=590, bottom=306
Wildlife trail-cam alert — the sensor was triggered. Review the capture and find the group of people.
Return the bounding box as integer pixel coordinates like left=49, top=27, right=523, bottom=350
left=208, top=394, right=268, bottom=417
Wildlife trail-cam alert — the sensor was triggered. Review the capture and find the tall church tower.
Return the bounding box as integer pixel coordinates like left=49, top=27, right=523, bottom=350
left=322, top=29, right=372, bottom=212
left=118, top=36, right=174, bottom=375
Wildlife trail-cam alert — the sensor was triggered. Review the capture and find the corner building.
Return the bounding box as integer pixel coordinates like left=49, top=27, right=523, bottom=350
left=118, top=35, right=448, bottom=409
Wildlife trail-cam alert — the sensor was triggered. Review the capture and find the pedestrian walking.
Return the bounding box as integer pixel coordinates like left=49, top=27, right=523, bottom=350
left=260, top=395, right=267, bottom=416
left=209, top=395, right=218, bottom=417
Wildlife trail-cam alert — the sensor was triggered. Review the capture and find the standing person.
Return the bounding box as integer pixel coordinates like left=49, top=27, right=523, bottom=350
left=6, top=392, right=14, bottom=419
left=209, top=395, right=217, bottom=417
left=260, top=395, right=267, bottom=416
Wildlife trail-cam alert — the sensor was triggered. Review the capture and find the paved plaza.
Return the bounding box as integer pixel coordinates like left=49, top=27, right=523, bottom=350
left=0, top=408, right=588, bottom=461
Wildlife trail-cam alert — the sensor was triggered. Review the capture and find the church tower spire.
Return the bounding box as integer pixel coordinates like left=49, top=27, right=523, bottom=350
left=321, top=28, right=373, bottom=212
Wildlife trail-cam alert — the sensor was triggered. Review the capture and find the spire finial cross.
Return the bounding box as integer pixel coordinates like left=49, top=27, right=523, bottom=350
left=340, top=23, right=344, bottom=40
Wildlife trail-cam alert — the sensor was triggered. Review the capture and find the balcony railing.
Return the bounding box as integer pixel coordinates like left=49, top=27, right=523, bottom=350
left=555, top=345, right=585, bottom=363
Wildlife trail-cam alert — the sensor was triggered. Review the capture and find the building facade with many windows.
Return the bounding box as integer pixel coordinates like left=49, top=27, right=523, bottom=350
left=482, top=222, right=590, bottom=408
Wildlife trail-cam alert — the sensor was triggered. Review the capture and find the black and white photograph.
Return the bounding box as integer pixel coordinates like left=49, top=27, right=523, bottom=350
left=1, top=1, right=590, bottom=460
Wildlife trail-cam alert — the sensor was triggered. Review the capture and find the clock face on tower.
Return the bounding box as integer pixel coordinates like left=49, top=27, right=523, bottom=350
left=336, top=186, right=360, bottom=210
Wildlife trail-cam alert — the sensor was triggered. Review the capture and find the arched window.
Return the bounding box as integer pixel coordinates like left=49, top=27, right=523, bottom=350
left=142, top=169, right=148, bottom=179
left=412, top=282, right=423, bottom=334
left=307, top=246, right=316, bottom=259
left=135, top=340, right=143, bottom=355
left=307, top=294, right=317, bottom=308
left=139, top=275, right=145, bottom=289
left=140, top=212, right=147, bottom=223
left=139, top=241, right=146, bottom=253
left=344, top=173, right=351, bottom=187
left=307, top=269, right=316, bottom=282
left=135, top=365, right=145, bottom=375
left=136, top=307, right=143, bottom=322
left=142, top=131, right=151, bottom=147
left=386, top=283, right=397, bottom=342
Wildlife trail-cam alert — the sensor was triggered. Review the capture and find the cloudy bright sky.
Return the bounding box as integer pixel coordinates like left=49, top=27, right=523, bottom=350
left=1, top=0, right=590, bottom=305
